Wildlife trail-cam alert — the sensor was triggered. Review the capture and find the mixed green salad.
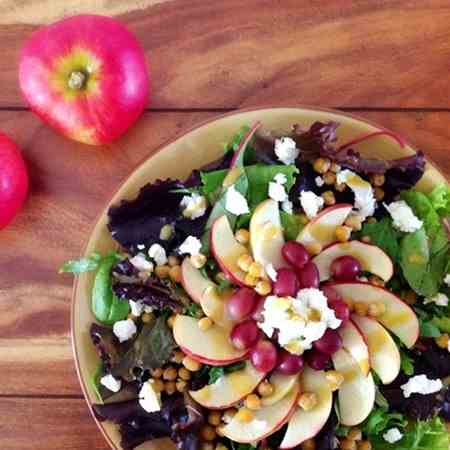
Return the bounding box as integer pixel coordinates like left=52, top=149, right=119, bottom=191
left=63, top=121, right=450, bottom=450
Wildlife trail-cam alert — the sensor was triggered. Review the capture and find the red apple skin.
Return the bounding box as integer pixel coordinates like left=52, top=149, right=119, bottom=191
left=179, top=344, right=249, bottom=366
left=19, top=15, right=149, bottom=145
left=0, top=133, right=28, bottom=229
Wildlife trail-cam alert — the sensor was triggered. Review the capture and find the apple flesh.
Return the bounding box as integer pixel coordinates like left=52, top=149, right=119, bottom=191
left=173, top=315, right=248, bottom=365
left=250, top=199, right=287, bottom=269
left=261, top=373, right=299, bottom=407
left=219, top=380, right=300, bottom=443
left=327, top=282, right=419, bottom=348
left=313, top=240, right=393, bottom=282
left=211, top=215, right=249, bottom=286
left=201, top=286, right=235, bottom=331
left=332, top=348, right=375, bottom=426
left=296, top=204, right=352, bottom=247
left=189, top=361, right=265, bottom=409
left=0, top=133, right=28, bottom=229
left=280, top=367, right=332, bottom=449
left=338, top=320, right=370, bottom=376
left=19, top=15, right=149, bottom=145
left=181, top=257, right=215, bottom=304
left=352, top=315, right=401, bottom=384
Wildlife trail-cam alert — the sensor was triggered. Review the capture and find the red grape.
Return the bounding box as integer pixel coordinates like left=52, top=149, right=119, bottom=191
left=230, top=320, right=260, bottom=350
left=251, top=296, right=266, bottom=322
left=313, top=329, right=342, bottom=355
left=321, top=285, right=343, bottom=303
left=250, top=340, right=278, bottom=372
left=305, top=349, right=330, bottom=370
left=276, top=350, right=304, bottom=375
left=297, top=262, right=320, bottom=289
left=273, top=268, right=299, bottom=297
left=328, top=299, right=350, bottom=324
left=226, top=287, right=258, bottom=321
left=282, top=241, right=310, bottom=269
left=330, top=256, right=362, bottom=281
left=0, top=133, right=28, bottom=229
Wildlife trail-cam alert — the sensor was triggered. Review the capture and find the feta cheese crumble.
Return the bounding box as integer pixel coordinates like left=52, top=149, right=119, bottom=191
left=100, top=374, right=122, bottom=393
left=444, top=274, right=450, bottom=286
left=180, top=193, right=208, bottom=220
left=315, top=176, right=325, bottom=187
left=148, top=244, right=168, bottom=266
left=137, top=244, right=145, bottom=250
left=265, top=264, right=278, bottom=282
left=300, top=191, right=324, bottom=219
left=424, top=292, right=449, bottom=307
left=274, top=173, right=288, bottom=185
left=400, top=374, right=443, bottom=398
left=179, top=235, right=202, bottom=256
left=139, top=380, right=161, bottom=413
left=113, top=319, right=137, bottom=343
left=383, top=428, right=403, bottom=444
left=259, top=288, right=342, bottom=353
left=129, top=253, right=154, bottom=272
left=384, top=200, right=423, bottom=233
left=274, top=137, right=299, bottom=165
left=268, top=181, right=288, bottom=202
left=225, top=185, right=250, bottom=216
left=129, top=300, right=144, bottom=317
left=337, top=169, right=376, bottom=219
left=281, top=199, right=293, bottom=214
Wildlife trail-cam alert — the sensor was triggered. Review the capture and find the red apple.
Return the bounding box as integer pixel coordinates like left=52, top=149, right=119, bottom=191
left=0, top=133, right=28, bottom=229
left=19, top=15, right=149, bottom=145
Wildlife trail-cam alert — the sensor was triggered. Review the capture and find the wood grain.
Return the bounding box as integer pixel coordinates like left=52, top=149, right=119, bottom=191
left=1, top=0, right=450, bottom=108
left=0, top=109, right=450, bottom=399
left=0, top=398, right=110, bottom=450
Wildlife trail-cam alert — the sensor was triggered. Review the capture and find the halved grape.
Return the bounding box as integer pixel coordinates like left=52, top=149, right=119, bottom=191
left=250, top=340, right=278, bottom=372
left=297, top=262, right=320, bottom=289
left=313, top=329, right=343, bottom=355
left=273, top=268, right=299, bottom=297
left=227, top=287, right=258, bottom=321
left=282, top=241, right=310, bottom=269
left=230, top=320, right=260, bottom=350
left=305, top=349, right=331, bottom=370
left=276, top=350, right=304, bottom=375
left=330, top=255, right=362, bottom=281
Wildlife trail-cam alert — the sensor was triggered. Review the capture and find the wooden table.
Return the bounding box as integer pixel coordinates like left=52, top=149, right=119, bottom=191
left=1, top=1, right=450, bottom=449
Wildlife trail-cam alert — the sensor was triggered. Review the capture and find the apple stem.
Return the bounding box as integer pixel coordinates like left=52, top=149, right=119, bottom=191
left=68, top=71, right=87, bottom=90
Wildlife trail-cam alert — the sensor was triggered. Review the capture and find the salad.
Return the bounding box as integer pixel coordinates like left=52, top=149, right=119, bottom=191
left=63, top=121, right=450, bottom=450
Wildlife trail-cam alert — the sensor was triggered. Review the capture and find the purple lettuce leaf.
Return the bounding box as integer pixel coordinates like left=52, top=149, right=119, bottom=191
left=315, top=408, right=338, bottom=450
left=90, top=323, right=122, bottom=372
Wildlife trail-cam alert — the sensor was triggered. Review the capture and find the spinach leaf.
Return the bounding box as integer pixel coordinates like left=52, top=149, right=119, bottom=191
left=400, top=349, right=415, bottom=376
left=59, top=252, right=102, bottom=273
left=361, top=407, right=407, bottom=436
left=185, top=302, right=202, bottom=318
left=112, top=316, right=176, bottom=382
left=280, top=211, right=303, bottom=240
left=427, top=184, right=450, bottom=218
left=207, top=361, right=246, bottom=385
left=92, top=253, right=130, bottom=325
left=360, top=217, right=401, bottom=261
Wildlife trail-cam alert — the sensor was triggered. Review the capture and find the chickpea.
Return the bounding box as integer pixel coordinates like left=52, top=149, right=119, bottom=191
left=235, top=229, right=250, bottom=244
left=257, top=380, right=274, bottom=397
left=244, top=394, right=262, bottom=410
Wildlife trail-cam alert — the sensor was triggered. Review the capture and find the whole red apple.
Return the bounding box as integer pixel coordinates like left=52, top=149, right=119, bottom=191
left=0, top=133, right=28, bottom=229
left=19, top=15, right=150, bottom=145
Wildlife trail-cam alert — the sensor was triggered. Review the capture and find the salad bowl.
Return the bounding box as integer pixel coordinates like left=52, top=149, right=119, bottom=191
left=71, top=106, right=448, bottom=450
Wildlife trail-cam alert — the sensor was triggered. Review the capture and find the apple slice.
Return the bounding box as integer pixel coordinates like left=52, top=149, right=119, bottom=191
left=338, top=320, right=370, bottom=376
left=211, top=215, right=249, bottom=286
left=181, top=257, right=216, bottom=304
left=313, top=240, right=393, bottom=282
left=250, top=199, right=287, bottom=269
left=261, top=373, right=299, bottom=407
left=220, top=381, right=300, bottom=443
left=190, top=361, right=265, bottom=409
left=327, top=282, right=419, bottom=348
left=332, top=348, right=375, bottom=426
left=200, top=286, right=234, bottom=330
left=296, top=204, right=352, bottom=247
left=352, top=315, right=401, bottom=384
left=280, top=367, right=332, bottom=449
left=173, top=315, right=248, bottom=365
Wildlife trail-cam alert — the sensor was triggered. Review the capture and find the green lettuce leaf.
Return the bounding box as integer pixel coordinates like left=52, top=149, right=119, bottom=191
left=427, top=184, right=450, bottom=217
left=280, top=211, right=303, bottom=240
left=369, top=417, right=449, bottom=450
left=362, top=407, right=407, bottom=436
left=432, top=315, right=450, bottom=333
